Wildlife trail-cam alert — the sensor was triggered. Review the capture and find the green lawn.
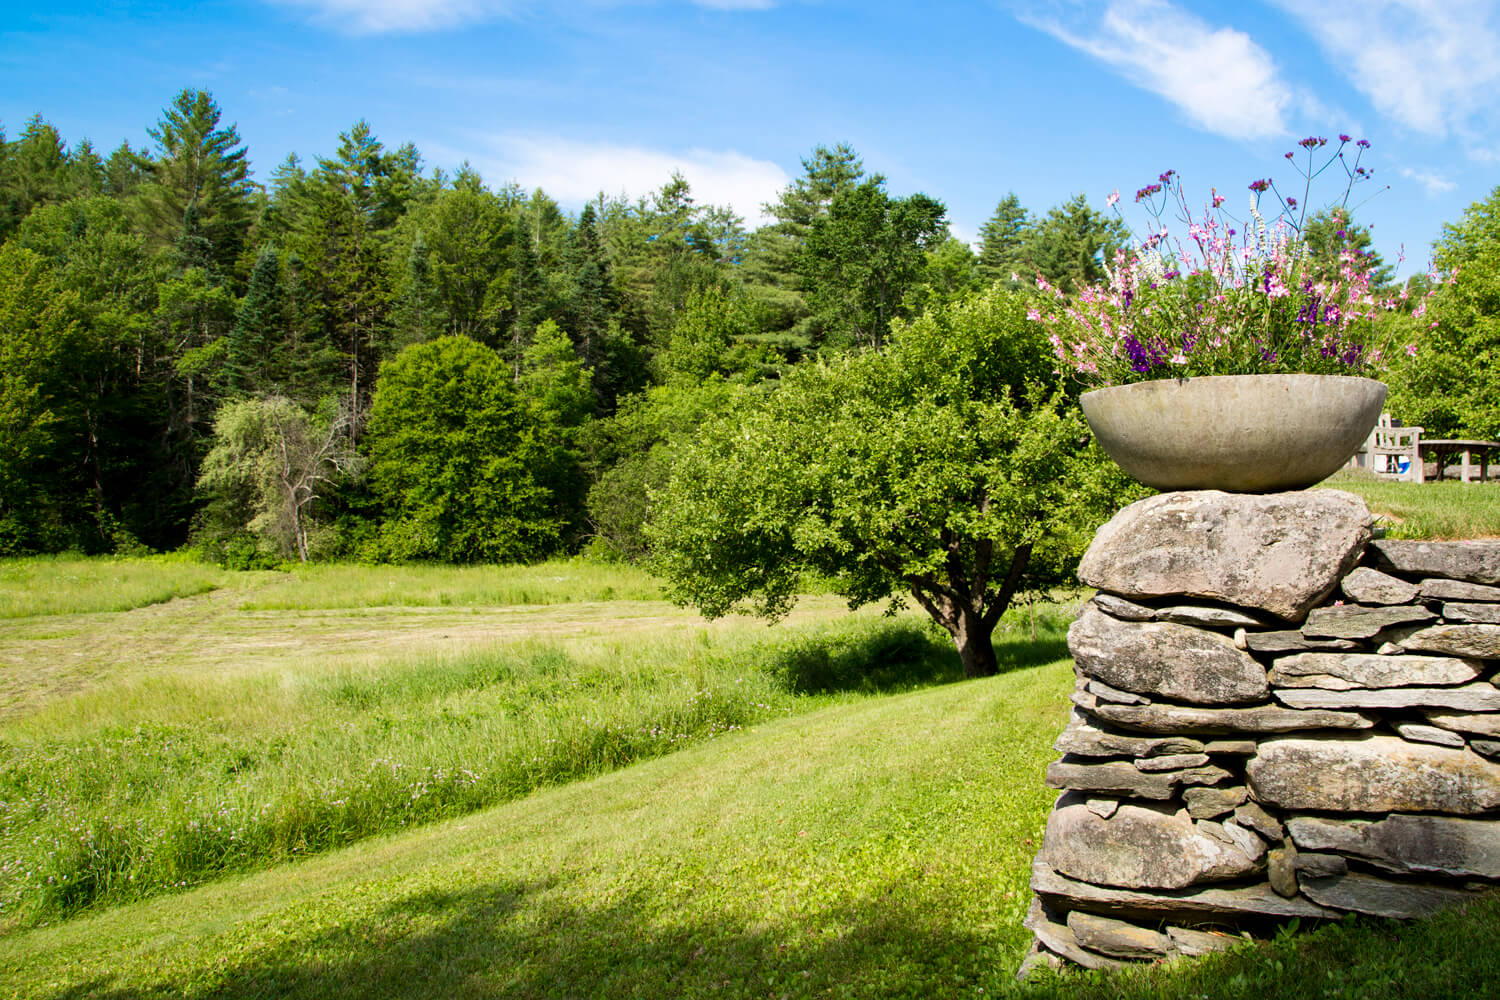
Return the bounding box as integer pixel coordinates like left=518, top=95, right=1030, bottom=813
left=1322, top=470, right=1500, bottom=539
left=2, top=555, right=1497, bottom=997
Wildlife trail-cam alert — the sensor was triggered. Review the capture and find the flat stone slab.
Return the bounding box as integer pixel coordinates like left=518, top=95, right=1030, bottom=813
left=1183, top=785, right=1247, bottom=818
left=1031, top=858, right=1335, bottom=921
left=1053, top=721, right=1204, bottom=759
left=1425, top=710, right=1500, bottom=738
left=1046, top=759, right=1231, bottom=799
left=1372, top=539, right=1500, bottom=585
left=1274, top=682, right=1500, bottom=713
left=1067, top=910, right=1171, bottom=960
left=1288, top=813, right=1500, bottom=879
left=1268, top=652, right=1482, bottom=690
left=1299, top=871, right=1483, bottom=919
left=1087, top=679, right=1149, bottom=705
left=1167, top=925, right=1239, bottom=957
left=1247, top=735, right=1500, bottom=813
left=1301, top=603, right=1435, bottom=639
left=1088, top=700, right=1376, bottom=735
left=1078, top=490, right=1372, bottom=621
left=1340, top=567, right=1420, bottom=605
left=1422, top=578, right=1500, bottom=602
left=1234, top=801, right=1284, bottom=842
left=1244, top=630, right=1360, bottom=654
left=1155, top=605, right=1274, bottom=629
left=1444, top=602, right=1500, bottom=624
left=1399, top=624, right=1500, bottom=658
left=1070, top=604, right=1269, bottom=705
left=1395, top=722, right=1467, bottom=747
left=1043, top=797, right=1262, bottom=890
left=1025, top=899, right=1123, bottom=971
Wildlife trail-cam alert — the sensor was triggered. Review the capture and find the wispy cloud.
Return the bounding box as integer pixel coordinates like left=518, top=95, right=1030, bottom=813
left=267, top=0, right=517, bottom=34
left=267, top=0, right=772, bottom=34
left=1270, top=0, right=1500, bottom=139
left=1399, top=167, right=1458, bottom=196
left=462, top=136, right=791, bottom=224
left=1016, top=0, right=1291, bottom=141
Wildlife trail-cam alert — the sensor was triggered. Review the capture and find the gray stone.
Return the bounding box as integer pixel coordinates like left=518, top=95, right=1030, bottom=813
left=1244, top=630, right=1361, bottom=653
left=1067, top=911, right=1171, bottom=960
left=1135, top=753, right=1211, bottom=772
left=1302, top=603, right=1435, bottom=639
left=1288, top=814, right=1500, bottom=879
left=1042, top=797, right=1263, bottom=890
left=1444, top=602, right=1500, bottom=624
left=1053, top=721, right=1205, bottom=759
left=1183, top=785, right=1247, bottom=818
left=1274, top=682, right=1500, bottom=713
left=1156, top=604, right=1274, bottom=629
left=1424, top=710, right=1500, bottom=738
left=1090, top=700, right=1376, bottom=735
left=1025, top=899, right=1124, bottom=971
left=1247, top=735, right=1500, bottom=813
left=1196, top=819, right=1233, bottom=844
left=1069, top=604, right=1269, bottom=705
left=1401, top=624, right=1500, bottom=658
left=1221, top=818, right=1266, bottom=862
left=1472, top=739, right=1500, bottom=760
left=1078, top=490, right=1372, bottom=621
left=1167, top=926, right=1239, bottom=957
left=1372, top=539, right=1500, bottom=586
left=1422, top=578, right=1500, bottom=602
left=1203, top=739, right=1259, bottom=755
left=1394, top=722, right=1467, bottom=747
left=1086, top=798, right=1119, bottom=819
left=1268, top=652, right=1481, bottom=690
left=1014, top=940, right=1062, bottom=982
left=1234, top=801, right=1285, bottom=842
left=1087, top=678, right=1150, bottom=705
left=1046, top=760, right=1179, bottom=799
left=1030, top=858, right=1335, bottom=921
left=1341, top=566, right=1421, bottom=605
left=1267, top=845, right=1299, bottom=898
left=1300, top=871, right=1482, bottom=919
left=1091, top=592, right=1157, bottom=620
left=1294, top=852, right=1348, bottom=877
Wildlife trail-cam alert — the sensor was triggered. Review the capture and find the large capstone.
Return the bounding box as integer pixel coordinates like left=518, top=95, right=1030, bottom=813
left=1042, top=795, right=1263, bottom=890
left=1077, top=490, right=1372, bottom=620
left=1069, top=603, right=1268, bottom=704
left=1247, top=735, right=1500, bottom=813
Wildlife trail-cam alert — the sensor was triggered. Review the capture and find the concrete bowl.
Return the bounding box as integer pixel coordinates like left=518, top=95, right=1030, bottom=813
left=1080, top=374, right=1388, bottom=493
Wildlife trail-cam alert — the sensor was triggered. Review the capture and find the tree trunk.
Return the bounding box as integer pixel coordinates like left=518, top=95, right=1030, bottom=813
left=952, top=606, right=999, bottom=679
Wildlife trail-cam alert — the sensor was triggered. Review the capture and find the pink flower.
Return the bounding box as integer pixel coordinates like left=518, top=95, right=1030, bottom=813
left=1106, top=189, right=1120, bottom=208
left=1406, top=343, right=1418, bottom=357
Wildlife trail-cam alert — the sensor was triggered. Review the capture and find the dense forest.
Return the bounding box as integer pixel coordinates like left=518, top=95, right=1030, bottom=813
left=1, top=89, right=1492, bottom=569
left=0, top=89, right=1134, bottom=564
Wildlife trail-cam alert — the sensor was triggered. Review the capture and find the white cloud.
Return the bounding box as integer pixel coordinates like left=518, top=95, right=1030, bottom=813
left=1399, top=167, right=1458, bottom=196
left=269, top=0, right=517, bottom=33
left=470, top=136, right=791, bottom=225
left=1270, top=0, right=1500, bottom=138
left=1017, top=0, right=1292, bottom=141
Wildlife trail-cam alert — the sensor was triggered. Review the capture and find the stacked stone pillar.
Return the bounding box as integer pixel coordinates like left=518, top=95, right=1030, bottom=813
left=1023, top=489, right=1500, bottom=973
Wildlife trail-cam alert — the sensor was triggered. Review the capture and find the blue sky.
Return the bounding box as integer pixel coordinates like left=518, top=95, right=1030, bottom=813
left=4, top=1, right=1498, bottom=277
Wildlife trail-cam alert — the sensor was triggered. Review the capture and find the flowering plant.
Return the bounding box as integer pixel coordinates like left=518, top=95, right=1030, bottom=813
left=1037, top=136, right=1442, bottom=388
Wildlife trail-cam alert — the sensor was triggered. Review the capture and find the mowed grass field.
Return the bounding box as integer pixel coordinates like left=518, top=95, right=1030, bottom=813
left=5, top=478, right=1500, bottom=1000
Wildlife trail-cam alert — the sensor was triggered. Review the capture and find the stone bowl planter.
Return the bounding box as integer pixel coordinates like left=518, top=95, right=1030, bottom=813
left=1080, top=374, right=1387, bottom=493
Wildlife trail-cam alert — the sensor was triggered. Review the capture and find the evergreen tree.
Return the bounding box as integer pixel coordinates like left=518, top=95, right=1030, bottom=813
left=134, top=89, right=256, bottom=280
left=1023, top=193, right=1130, bottom=293
left=976, top=193, right=1032, bottom=285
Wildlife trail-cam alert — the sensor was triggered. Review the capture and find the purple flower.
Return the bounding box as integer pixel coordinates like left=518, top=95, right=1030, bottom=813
left=1338, top=134, right=1352, bottom=143
left=1299, top=136, right=1327, bottom=149
left=1357, top=139, right=1371, bottom=149
left=1249, top=179, right=1271, bottom=193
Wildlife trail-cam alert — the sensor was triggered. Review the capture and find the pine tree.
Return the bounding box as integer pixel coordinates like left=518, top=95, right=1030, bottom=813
left=977, top=193, right=1032, bottom=285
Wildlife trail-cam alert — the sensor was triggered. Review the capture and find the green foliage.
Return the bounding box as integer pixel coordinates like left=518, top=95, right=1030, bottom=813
left=367, top=336, right=558, bottom=562
left=1389, top=184, right=1500, bottom=438
left=977, top=192, right=1032, bottom=285
left=648, top=286, right=1133, bottom=676
left=799, top=177, right=948, bottom=348
left=1023, top=192, right=1129, bottom=293
left=196, top=396, right=361, bottom=562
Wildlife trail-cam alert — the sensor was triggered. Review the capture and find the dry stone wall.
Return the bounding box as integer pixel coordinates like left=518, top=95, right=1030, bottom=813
left=1023, top=489, right=1500, bottom=974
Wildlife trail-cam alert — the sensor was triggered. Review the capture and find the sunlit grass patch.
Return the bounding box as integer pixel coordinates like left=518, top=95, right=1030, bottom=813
left=1322, top=470, right=1500, bottom=539
left=0, top=555, right=231, bottom=618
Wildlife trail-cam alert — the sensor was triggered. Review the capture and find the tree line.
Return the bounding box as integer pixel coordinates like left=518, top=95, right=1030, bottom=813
left=0, top=89, right=1129, bottom=565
